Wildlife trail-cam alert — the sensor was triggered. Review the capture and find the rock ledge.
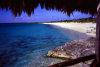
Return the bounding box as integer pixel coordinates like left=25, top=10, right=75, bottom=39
left=47, top=37, right=96, bottom=59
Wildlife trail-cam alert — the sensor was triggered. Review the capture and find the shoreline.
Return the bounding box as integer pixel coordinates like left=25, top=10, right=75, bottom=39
left=43, top=22, right=96, bottom=38
left=44, top=22, right=96, bottom=67
left=47, top=37, right=96, bottom=67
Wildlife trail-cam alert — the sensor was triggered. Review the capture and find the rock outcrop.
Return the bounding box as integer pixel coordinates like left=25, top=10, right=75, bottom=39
left=47, top=37, right=96, bottom=59
left=47, top=37, right=96, bottom=67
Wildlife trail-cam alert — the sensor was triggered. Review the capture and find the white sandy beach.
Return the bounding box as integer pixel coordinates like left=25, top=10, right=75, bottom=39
left=45, top=22, right=96, bottom=67
left=44, top=22, right=96, bottom=37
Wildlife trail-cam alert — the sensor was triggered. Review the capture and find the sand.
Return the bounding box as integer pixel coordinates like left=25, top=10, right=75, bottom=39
left=44, top=22, right=96, bottom=67
left=43, top=22, right=96, bottom=37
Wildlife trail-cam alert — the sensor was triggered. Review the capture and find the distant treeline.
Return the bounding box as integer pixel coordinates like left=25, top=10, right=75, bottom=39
left=50, top=17, right=96, bottom=23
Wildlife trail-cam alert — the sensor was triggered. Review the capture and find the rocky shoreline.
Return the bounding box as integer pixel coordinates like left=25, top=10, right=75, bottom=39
left=47, top=37, right=96, bottom=67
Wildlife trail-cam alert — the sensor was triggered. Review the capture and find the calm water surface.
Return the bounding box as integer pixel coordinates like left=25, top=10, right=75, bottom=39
left=0, top=0, right=97, bottom=67
left=0, top=23, right=75, bottom=67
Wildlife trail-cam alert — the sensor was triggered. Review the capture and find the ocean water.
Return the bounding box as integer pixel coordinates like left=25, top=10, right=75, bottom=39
left=0, top=23, right=81, bottom=67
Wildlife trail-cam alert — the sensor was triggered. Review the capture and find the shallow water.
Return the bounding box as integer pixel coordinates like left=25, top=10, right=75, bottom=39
left=0, top=23, right=74, bottom=67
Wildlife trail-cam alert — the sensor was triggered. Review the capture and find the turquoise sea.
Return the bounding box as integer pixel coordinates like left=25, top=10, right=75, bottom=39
left=0, top=23, right=87, bottom=67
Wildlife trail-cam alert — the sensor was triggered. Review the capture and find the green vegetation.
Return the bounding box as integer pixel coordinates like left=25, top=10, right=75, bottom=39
left=49, top=17, right=96, bottom=23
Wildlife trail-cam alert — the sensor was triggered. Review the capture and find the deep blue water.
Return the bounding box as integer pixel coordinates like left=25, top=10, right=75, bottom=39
left=0, top=23, right=75, bottom=67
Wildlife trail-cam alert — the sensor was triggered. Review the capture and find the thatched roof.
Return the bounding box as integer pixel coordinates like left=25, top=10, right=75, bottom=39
left=0, top=0, right=97, bottom=16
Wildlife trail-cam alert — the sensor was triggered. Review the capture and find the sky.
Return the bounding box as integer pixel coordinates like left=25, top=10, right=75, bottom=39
left=0, top=5, right=92, bottom=23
